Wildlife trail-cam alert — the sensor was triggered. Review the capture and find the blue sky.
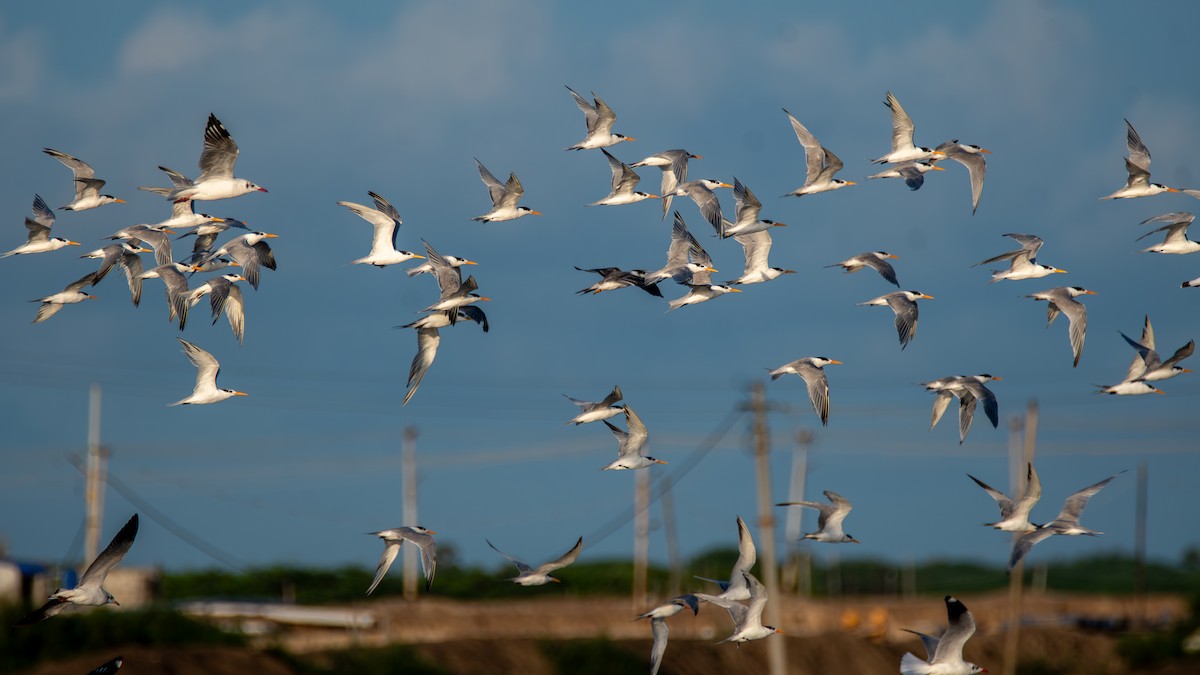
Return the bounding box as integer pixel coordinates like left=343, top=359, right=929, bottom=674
left=1, top=1, right=1198, bottom=576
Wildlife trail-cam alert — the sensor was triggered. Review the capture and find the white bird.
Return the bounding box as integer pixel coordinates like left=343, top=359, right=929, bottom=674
left=588, top=149, right=656, bottom=205
left=768, top=356, right=841, bottom=426
left=398, top=306, right=489, bottom=333
left=31, top=271, right=97, bottom=324
left=186, top=274, right=247, bottom=345
left=667, top=283, right=741, bottom=311
left=1137, top=212, right=1200, bottom=254
left=782, top=108, right=855, bottom=197
left=1025, top=286, right=1095, bottom=367
left=727, top=229, right=794, bottom=285
left=81, top=242, right=150, bottom=306
left=720, top=177, right=788, bottom=238
left=694, top=516, right=757, bottom=602
left=170, top=338, right=247, bottom=406
left=933, top=140, right=989, bottom=215
left=644, top=212, right=716, bottom=285
left=637, top=595, right=699, bottom=675
left=873, top=92, right=946, bottom=164
left=338, top=192, right=425, bottom=267
left=563, top=385, right=625, bottom=425
left=1095, top=380, right=1164, bottom=396
left=169, top=114, right=267, bottom=203
left=1101, top=119, right=1180, bottom=200
left=420, top=240, right=490, bottom=318
left=900, top=595, right=985, bottom=675
left=777, top=490, right=859, bottom=543
left=565, top=86, right=634, bottom=151
left=662, top=179, right=732, bottom=236
left=867, top=160, right=944, bottom=190
left=407, top=253, right=477, bottom=278
left=16, top=514, right=139, bottom=624
left=694, top=571, right=781, bottom=643
left=860, top=290, right=933, bottom=350
left=3, top=194, right=79, bottom=257
left=1184, top=276, right=1200, bottom=289
left=139, top=263, right=193, bottom=329
left=487, top=536, right=583, bottom=586
left=402, top=327, right=440, bottom=406
left=1007, top=471, right=1124, bottom=571
left=826, top=251, right=900, bottom=287
left=1119, top=315, right=1194, bottom=382
left=631, top=149, right=702, bottom=221
left=922, top=375, right=1001, bottom=444
left=139, top=166, right=227, bottom=231
left=601, top=405, right=666, bottom=470
left=976, top=233, right=1066, bottom=283
left=967, top=462, right=1041, bottom=532
left=176, top=216, right=250, bottom=257
left=366, top=526, right=437, bottom=594
left=108, top=224, right=175, bottom=267
left=471, top=159, right=540, bottom=222
left=42, top=148, right=126, bottom=211
left=197, top=231, right=278, bottom=290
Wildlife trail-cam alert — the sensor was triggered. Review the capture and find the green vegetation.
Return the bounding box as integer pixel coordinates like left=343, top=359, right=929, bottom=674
left=271, top=644, right=450, bottom=675
left=0, top=605, right=243, bottom=672
left=159, top=549, right=1200, bottom=605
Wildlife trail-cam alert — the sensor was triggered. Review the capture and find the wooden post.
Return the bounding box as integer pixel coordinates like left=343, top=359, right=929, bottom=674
left=633, top=469, right=650, bottom=610
left=402, top=426, right=418, bottom=600
left=750, top=382, right=787, bottom=675
left=83, top=384, right=104, bottom=574
left=1002, top=400, right=1037, bottom=675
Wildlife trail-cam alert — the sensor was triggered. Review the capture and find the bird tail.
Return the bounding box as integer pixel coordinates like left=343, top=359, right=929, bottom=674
left=900, top=652, right=933, bottom=675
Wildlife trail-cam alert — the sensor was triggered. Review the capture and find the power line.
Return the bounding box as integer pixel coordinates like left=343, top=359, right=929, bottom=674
left=583, top=408, right=745, bottom=548
left=68, top=456, right=246, bottom=573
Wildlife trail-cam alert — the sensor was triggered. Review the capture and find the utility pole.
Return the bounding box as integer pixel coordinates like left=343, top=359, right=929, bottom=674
left=749, top=382, right=787, bottom=675
left=659, top=479, right=682, bottom=597
left=633, top=469, right=650, bottom=609
left=402, top=426, right=419, bottom=600
left=782, top=429, right=812, bottom=595
left=83, top=384, right=105, bottom=572
left=1002, top=400, right=1037, bottom=675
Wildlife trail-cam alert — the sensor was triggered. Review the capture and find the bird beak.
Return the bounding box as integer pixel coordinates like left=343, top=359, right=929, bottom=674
left=530, top=210, right=543, bottom=216
left=886, top=254, right=900, bottom=259
left=257, top=187, right=269, bottom=193
left=191, top=266, right=204, bottom=272
left=67, top=241, right=81, bottom=246
left=162, top=228, right=176, bottom=234
left=1167, top=188, right=1181, bottom=192
left=1182, top=369, right=1193, bottom=373
left=705, top=267, right=719, bottom=273
left=1083, top=290, right=1097, bottom=295
left=774, top=628, right=785, bottom=634
left=411, top=254, right=426, bottom=260
left=829, top=360, right=844, bottom=365
left=772, top=222, right=788, bottom=227
left=844, top=180, right=857, bottom=185
left=931, top=150, right=947, bottom=157
left=263, top=233, right=279, bottom=238
left=920, top=294, right=935, bottom=299
left=1054, top=269, right=1068, bottom=274
left=645, top=194, right=660, bottom=199
left=991, top=376, right=1003, bottom=381
left=979, top=148, right=992, bottom=154
left=1154, top=389, right=1166, bottom=395
left=479, top=297, right=492, bottom=302
left=462, top=260, right=479, bottom=265
left=86, top=295, right=98, bottom=300
left=426, top=529, right=438, bottom=534
left=210, top=217, right=226, bottom=223
left=930, top=165, right=946, bottom=171
left=849, top=538, right=860, bottom=544
left=781, top=269, right=797, bottom=275
left=655, top=459, right=668, bottom=464
left=233, top=391, right=250, bottom=397
left=625, top=136, right=637, bottom=141
left=718, top=182, right=734, bottom=188
left=139, top=247, right=154, bottom=253
left=111, top=599, right=121, bottom=606
left=115, top=199, right=127, bottom=204
left=728, top=288, right=743, bottom=293
left=550, top=577, right=562, bottom=583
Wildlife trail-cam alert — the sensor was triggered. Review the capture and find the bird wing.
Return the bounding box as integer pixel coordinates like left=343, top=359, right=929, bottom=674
left=885, top=91, right=917, bottom=153
left=732, top=177, right=762, bottom=226
left=967, top=473, right=1015, bottom=520
left=886, top=294, right=920, bottom=349
left=1013, top=463, right=1043, bottom=521
left=1161, top=339, right=1195, bottom=370
left=64, top=271, right=99, bottom=294
left=589, top=93, right=617, bottom=136
left=497, top=172, right=525, bottom=210
left=1057, top=472, right=1123, bottom=522
left=367, top=540, right=402, bottom=595
left=475, top=159, right=506, bottom=206
left=44, top=148, right=96, bottom=179
left=734, top=230, right=772, bottom=278
left=1060, top=297, right=1088, bottom=367
left=931, top=596, right=976, bottom=664
left=821, top=490, right=853, bottom=530
left=783, top=108, right=823, bottom=184
left=79, top=514, right=139, bottom=589
left=339, top=199, right=401, bottom=254
left=929, top=390, right=954, bottom=430
left=179, top=339, right=220, bottom=389
left=402, top=327, right=440, bottom=405
left=650, top=618, right=669, bottom=675
left=732, top=515, right=757, bottom=577
left=664, top=212, right=695, bottom=269
left=599, top=385, right=624, bottom=408
left=1124, top=118, right=1152, bottom=176
left=962, top=380, right=998, bottom=429
left=120, top=250, right=145, bottom=307
left=622, top=405, right=649, bottom=453
left=902, top=629, right=941, bottom=661
left=861, top=255, right=899, bottom=286
left=214, top=281, right=245, bottom=345
left=535, top=536, right=583, bottom=575
left=946, top=150, right=987, bottom=214
left=197, top=114, right=240, bottom=181
left=486, top=539, right=534, bottom=575
left=422, top=240, right=464, bottom=299
left=29, top=193, right=55, bottom=229
left=798, top=362, right=830, bottom=426
left=15, top=597, right=71, bottom=625
left=1008, top=527, right=1057, bottom=571
left=566, top=85, right=599, bottom=132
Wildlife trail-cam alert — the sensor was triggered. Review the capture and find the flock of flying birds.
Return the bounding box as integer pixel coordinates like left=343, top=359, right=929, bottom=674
left=9, top=85, right=1199, bottom=675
